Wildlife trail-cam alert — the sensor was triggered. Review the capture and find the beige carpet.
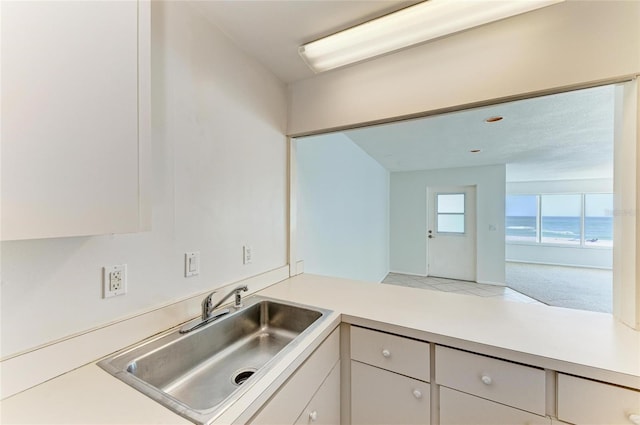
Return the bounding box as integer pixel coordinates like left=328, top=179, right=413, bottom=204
left=506, top=262, right=612, bottom=313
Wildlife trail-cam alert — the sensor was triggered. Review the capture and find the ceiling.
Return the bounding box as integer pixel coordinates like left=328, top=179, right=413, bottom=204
left=191, top=1, right=615, bottom=183
left=191, top=0, right=419, bottom=83
left=340, top=84, right=615, bottom=182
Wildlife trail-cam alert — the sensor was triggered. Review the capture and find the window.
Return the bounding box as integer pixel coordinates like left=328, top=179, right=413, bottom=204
left=541, top=194, right=581, bottom=245
left=585, top=194, right=613, bottom=247
left=505, top=193, right=613, bottom=248
left=437, top=193, right=465, bottom=233
left=506, top=195, right=538, bottom=243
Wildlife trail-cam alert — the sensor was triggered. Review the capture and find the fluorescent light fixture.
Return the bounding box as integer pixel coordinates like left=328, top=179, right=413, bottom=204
left=299, top=0, right=564, bottom=73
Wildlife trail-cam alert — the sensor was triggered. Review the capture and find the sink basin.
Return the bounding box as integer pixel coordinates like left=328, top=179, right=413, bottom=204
left=98, top=296, right=331, bottom=424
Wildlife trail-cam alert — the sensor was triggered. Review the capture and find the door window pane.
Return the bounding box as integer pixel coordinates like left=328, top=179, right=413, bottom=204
left=437, top=214, right=465, bottom=233
left=585, top=194, right=613, bottom=247
left=506, top=195, right=538, bottom=242
left=541, top=194, right=581, bottom=245
left=437, top=193, right=465, bottom=233
left=437, top=194, right=465, bottom=213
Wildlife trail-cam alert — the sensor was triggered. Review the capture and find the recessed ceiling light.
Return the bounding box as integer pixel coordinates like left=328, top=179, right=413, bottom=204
left=470, top=149, right=482, bottom=153
left=485, top=116, right=504, bottom=123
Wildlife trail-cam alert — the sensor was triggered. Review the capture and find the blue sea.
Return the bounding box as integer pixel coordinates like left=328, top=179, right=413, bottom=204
left=506, top=216, right=613, bottom=242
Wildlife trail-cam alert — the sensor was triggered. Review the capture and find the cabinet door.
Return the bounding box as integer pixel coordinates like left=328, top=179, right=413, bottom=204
left=250, top=329, right=339, bottom=425
left=1, top=1, right=149, bottom=240
left=294, top=361, right=340, bottom=425
left=351, top=361, right=430, bottom=425
left=557, top=374, right=640, bottom=425
left=440, top=387, right=550, bottom=425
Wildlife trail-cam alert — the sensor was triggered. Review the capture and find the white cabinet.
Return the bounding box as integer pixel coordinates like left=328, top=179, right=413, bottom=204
left=351, top=361, right=430, bottom=425
left=350, top=326, right=431, bottom=425
left=250, top=328, right=340, bottom=425
left=1, top=0, right=150, bottom=240
left=557, top=374, right=640, bottom=425
left=294, top=361, right=341, bottom=425
left=436, top=345, right=546, bottom=416
left=440, top=387, right=551, bottom=425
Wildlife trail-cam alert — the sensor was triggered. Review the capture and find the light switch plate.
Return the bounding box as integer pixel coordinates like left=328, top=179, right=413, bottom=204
left=103, top=264, right=127, bottom=298
left=185, top=252, right=200, bottom=277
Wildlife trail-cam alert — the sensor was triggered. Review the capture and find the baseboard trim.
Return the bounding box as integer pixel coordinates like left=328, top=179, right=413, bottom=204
left=0, top=265, right=290, bottom=400
left=388, top=269, right=427, bottom=277
left=506, top=259, right=613, bottom=271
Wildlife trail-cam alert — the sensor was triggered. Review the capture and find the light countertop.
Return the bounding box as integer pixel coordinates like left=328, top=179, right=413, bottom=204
left=2, top=273, right=639, bottom=424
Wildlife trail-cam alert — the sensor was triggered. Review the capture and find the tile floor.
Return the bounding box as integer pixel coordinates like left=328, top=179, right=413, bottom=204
left=382, top=272, right=545, bottom=305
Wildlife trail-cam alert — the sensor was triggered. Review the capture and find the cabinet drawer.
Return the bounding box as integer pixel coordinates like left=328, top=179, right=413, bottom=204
left=435, top=345, right=545, bottom=415
left=294, top=361, right=341, bottom=425
left=351, top=326, right=430, bottom=381
left=440, top=387, right=550, bottom=425
left=351, top=361, right=430, bottom=425
left=557, top=374, right=640, bottom=425
left=250, top=328, right=340, bottom=425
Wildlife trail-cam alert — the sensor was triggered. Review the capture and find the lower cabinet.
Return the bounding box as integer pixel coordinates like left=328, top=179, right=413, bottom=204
left=440, top=387, right=551, bottom=425
left=351, top=361, right=430, bottom=425
left=294, top=361, right=341, bottom=425
left=557, top=374, right=640, bottom=425
left=249, top=328, right=340, bottom=425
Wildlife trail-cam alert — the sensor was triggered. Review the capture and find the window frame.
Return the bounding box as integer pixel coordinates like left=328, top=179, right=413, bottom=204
left=505, top=192, right=613, bottom=249
left=436, top=192, right=466, bottom=235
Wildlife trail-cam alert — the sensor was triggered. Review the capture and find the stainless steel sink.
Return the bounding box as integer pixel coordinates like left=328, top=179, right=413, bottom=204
left=98, top=296, right=331, bottom=424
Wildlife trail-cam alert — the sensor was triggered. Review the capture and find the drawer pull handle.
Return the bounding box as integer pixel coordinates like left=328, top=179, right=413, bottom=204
left=629, top=414, right=640, bottom=425
left=412, top=389, right=423, bottom=399
left=481, top=375, right=493, bottom=385
left=309, top=411, right=318, bottom=422
left=382, top=349, right=391, bottom=358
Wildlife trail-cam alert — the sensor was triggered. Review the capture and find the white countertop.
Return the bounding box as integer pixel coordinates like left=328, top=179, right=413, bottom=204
left=2, top=273, right=639, bottom=424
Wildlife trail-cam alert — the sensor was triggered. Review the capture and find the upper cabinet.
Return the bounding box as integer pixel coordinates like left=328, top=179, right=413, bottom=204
left=1, top=0, right=151, bottom=241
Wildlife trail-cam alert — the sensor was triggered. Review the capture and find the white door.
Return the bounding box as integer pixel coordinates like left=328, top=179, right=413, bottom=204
left=427, top=186, right=476, bottom=281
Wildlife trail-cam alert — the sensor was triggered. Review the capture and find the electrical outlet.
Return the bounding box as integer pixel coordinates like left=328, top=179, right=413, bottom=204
left=243, top=245, right=253, bottom=264
left=103, top=264, right=127, bottom=298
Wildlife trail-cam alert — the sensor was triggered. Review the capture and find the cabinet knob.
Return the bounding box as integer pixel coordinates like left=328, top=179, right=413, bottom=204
left=381, top=349, right=391, bottom=358
left=481, top=375, right=493, bottom=385
left=309, top=411, right=318, bottom=422
left=629, top=414, right=640, bottom=425
left=412, top=389, right=423, bottom=399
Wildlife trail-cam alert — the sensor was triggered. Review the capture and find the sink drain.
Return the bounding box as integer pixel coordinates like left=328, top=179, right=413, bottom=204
left=232, top=369, right=256, bottom=386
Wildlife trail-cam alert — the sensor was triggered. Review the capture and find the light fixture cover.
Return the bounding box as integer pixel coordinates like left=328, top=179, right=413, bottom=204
left=299, top=0, right=564, bottom=73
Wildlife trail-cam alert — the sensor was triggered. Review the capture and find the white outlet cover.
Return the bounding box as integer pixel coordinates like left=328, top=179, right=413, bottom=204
left=243, top=245, right=253, bottom=265
left=103, top=264, right=127, bottom=298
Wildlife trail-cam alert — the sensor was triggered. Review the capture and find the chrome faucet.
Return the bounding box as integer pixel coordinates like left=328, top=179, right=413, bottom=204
left=202, top=284, right=248, bottom=320
left=180, top=285, right=249, bottom=334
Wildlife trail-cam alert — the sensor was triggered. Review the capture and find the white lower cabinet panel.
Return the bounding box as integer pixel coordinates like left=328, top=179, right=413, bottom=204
left=436, top=345, right=546, bottom=416
left=557, top=374, right=640, bottom=425
left=351, top=360, right=430, bottom=425
left=440, top=387, right=551, bottom=425
left=294, top=361, right=341, bottom=425
left=250, top=328, right=339, bottom=425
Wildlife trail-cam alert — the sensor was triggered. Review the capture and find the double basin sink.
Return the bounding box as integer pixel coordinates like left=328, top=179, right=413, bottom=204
left=98, top=295, right=331, bottom=424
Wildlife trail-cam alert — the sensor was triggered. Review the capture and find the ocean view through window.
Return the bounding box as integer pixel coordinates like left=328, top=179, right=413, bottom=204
left=506, top=193, right=612, bottom=247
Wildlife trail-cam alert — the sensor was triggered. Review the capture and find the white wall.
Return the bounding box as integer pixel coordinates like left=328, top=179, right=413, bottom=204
left=296, top=133, right=389, bottom=283
left=0, top=2, right=288, bottom=358
left=506, top=178, right=613, bottom=269
left=288, top=1, right=640, bottom=135
left=390, top=165, right=506, bottom=284
left=506, top=178, right=613, bottom=194
left=507, top=246, right=612, bottom=269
